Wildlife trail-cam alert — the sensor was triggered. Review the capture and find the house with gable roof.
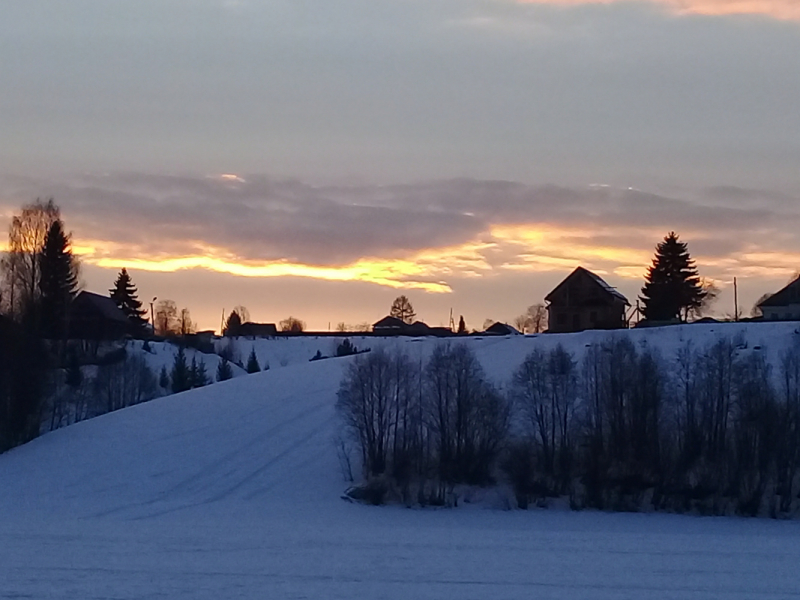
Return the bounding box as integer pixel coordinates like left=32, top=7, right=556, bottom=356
left=545, top=267, right=629, bottom=333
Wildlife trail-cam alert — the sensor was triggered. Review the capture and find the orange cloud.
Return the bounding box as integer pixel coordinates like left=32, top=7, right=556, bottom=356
left=6, top=217, right=796, bottom=302
left=516, top=0, right=800, bottom=20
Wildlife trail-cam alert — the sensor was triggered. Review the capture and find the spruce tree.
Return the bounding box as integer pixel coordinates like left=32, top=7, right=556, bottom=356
left=171, top=347, right=191, bottom=393
left=64, top=351, right=83, bottom=389
left=38, top=219, right=79, bottom=339
left=223, top=310, right=243, bottom=336
left=216, top=357, right=234, bottom=382
left=457, top=315, right=466, bottom=334
left=194, top=359, right=209, bottom=387
left=640, top=232, right=707, bottom=322
left=159, top=365, right=170, bottom=390
left=246, top=348, right=260, bottom=373
left=189, top=356, right=198, bottom=388
left=109, top=268, right=147, bottom=326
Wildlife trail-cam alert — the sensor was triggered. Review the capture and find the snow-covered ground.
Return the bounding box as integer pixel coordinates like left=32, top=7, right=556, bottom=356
left=3, top=323, right=800, bottom=599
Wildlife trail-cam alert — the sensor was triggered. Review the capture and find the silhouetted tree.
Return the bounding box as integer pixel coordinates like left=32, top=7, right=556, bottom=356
left=109, top=268, right=147, bottom=327
left=640, top=232, right=708, bottom=322
left=38, top=219, right=80, bottom=339
left=64, top=351, right=83, bottom=389
left=0, top=316, right=47, bottom=451
left=514, top=304, right=547, bottom=334
left=154, top=299, right=179, bottom=336
left=336, top=339, right=358, bottom=357
left=390, top=295, right=416, bottom=324
left=752, top=293, right=774, bottom=318
left=189, top=356, right=209, bottom=388
left=457, top=315, right=466, bottom=334
left=223, top=306, right=249, bottom=336
left=170, top=347, right=191, bottom=393
left=246, top=348, right=261, bottom=373
left=159, top=365, right=170, bottom=390
left=1, top=198, right=60, bottom=326
left=194, top=358, right=209, bottom=387
left=216, top=357, right=234, bottom=382
left=179, top=308, right=194, bottom=336
left=279, top=316, right=305, bottom=332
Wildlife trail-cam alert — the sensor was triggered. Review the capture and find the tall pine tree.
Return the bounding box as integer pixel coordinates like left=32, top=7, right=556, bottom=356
left=640, top=232, right=707, bottom=322
left=216, top=357, right=234, bottom=382
left=38, top=219, right=79, bottom=339
left=109, top=268, right=147, bottom=327
left=246, top=348, right=261, bottom=374
left=171, top=347, right=191, bottom=393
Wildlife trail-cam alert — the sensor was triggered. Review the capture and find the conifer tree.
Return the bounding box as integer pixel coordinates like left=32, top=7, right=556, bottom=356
left=109, top=268, right=147, bottom=326
left=246, top=348, right=260, bottom=374
left=223, top=306, right=248, bottom=336
left=640, top=232, right=708, bottom=322
left=189, top=356, right=198, bottom=388
left=216, top=357, right=234, bottom=382
left=38, top=219, right=79, bottom=339
left=194, top=358, right=209, bottom=387
left=457, top=315, right=466, bottom=334
left=171, top=347, right=191, bottom=393
left=64, top=351, right=83, bottom=389
left=159, top=365, right=170, bottom=390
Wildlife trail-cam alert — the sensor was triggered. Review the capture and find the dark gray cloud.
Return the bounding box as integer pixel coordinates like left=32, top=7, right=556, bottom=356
left=1, top=0, right=799, bottom=191
left=1, top=172, right=798, bottom=269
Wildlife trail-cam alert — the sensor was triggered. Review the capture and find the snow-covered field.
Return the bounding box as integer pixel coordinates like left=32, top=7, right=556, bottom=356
left=3, top=323, right=800, bottom=599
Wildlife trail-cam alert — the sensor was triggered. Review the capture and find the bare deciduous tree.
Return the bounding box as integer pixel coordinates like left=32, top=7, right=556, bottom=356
left=279, top=316, right=305, bottom=332
left=390, top=295, right=416, bottom=324
left=513, top=303, right=548, bottom=334
left=179, top=308, right=195, bottom=336
left=1, top=198, right=60, bottom=324
left=154, top=299, right=179, bottom=336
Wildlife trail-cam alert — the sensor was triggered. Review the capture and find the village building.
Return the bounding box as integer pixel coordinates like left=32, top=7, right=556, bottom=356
left=238, top=322, right=278, bottom=337
left=545, top=267, right=629, bottom=333
left=68, top=291, right=133, bottom=340
left=372, top=316, right=452, bottom=337
left=757, top=278, right=800, bottom=321
left=482, top=322, right=521, bottom=336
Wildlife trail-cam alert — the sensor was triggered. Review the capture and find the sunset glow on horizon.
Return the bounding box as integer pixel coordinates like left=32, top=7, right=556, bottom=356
left=1, top=0, right=798, bottom=330
left=515, top=0, right=800, bottom=20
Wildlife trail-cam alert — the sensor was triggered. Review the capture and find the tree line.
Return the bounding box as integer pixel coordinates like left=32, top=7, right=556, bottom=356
left=1, top=199, right=80, bottom=451
left=0, top=199, right=184, bottom=450
left=337, top=336, right=800, bottom=516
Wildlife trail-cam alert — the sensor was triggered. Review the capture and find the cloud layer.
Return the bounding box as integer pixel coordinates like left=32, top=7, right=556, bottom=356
left=518, top=0, right=800, bottom=19
left=2, top=173, right=799, bottom=299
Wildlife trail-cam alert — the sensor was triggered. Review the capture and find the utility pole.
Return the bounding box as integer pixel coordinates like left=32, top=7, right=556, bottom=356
left=734, top=277, right=739, bottom=322
left=150, top=297, right=157, bottom=335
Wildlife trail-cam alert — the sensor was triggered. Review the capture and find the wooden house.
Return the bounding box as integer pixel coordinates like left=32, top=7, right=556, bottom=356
left=758, top=278, right=800, bottom=321
left=545, top=267, right=629, bottom=333
left=238, top=322, right=278, bottom=337
left=68, top=291, right=133, bottom=340
left=372, top=316, right=452, bottom=337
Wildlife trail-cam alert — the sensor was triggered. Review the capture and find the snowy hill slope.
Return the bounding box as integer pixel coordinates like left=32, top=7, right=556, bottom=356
left=3, top=323, right=800, bottom=599
left=5, top=321, right=800, bottom=520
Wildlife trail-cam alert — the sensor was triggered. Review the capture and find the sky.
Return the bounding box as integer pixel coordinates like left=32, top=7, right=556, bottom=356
left=1, top=0, right=799, bottom=331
